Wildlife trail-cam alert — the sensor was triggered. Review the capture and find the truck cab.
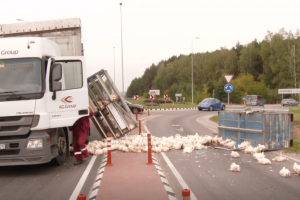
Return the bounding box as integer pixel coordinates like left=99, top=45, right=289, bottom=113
left=0, top=19, right=89, bottom=166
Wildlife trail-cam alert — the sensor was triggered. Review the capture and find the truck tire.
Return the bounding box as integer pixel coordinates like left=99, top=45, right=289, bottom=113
left=51, top=128, right=67, bottom=165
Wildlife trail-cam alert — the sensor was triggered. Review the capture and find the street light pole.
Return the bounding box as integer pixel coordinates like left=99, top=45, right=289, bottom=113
left=191, top=37, right=199, bottom=105
left=120, top=3, right=124, bottom=97
left=113, top=47, right=115, bottom=83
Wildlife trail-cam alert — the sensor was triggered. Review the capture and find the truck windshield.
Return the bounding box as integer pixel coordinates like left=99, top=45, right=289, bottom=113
left=0, top=58, right=42, bottom=95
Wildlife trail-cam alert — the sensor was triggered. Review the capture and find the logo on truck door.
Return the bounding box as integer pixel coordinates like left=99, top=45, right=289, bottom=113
left=61, top=96, right=73, bottom=103
left=1, top=50, right=19, bottom=55
left=59, top=96, right=76, bottom=109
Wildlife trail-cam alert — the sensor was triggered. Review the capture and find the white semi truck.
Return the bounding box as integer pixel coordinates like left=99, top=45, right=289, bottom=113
left=0, top=18, right=136, bottom=166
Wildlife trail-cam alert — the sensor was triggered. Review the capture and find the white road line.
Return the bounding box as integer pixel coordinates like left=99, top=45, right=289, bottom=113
left=144, top=124, right=197, bottom=200
left=161, top=152, right=197, bottom=200
left=69, top=155, right=97, bottom=200
left=273, top=152, right=300, bottom=163
left=144, top=125, right=150, bottom=133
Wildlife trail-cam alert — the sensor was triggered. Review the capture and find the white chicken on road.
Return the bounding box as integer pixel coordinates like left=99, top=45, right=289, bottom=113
left=253, top=152, right=265, bottom=160
left=293, top=163, right=300, bottom=175
left=279, top=167, right=291, bottom=177
left=257, top=158, right=271, bottom=165
left=229, top=162, right=240, bottom=172
left=231, top=151, right=240, bottom=158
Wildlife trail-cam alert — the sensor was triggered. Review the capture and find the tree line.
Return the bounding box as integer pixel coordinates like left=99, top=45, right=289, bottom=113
left=126, top=28, right=300, bottom=104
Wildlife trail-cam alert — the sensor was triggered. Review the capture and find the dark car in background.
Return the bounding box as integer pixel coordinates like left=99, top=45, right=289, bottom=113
left=281, top=99, right=299, bottom=106
left=198, top=98, right=226, bottom=111
left=125, top=100, right=144, bottom=114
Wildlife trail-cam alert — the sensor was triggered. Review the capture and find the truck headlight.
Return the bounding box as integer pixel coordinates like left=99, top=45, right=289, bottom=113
left=26, top=139, right=43, bottom=149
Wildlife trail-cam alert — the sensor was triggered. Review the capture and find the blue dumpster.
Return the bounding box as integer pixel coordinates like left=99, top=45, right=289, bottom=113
left=218, top=110, right=293, bottom=150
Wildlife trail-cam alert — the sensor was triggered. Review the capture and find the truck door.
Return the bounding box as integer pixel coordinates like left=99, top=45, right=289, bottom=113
left=45, top=57, right=89, bottom=128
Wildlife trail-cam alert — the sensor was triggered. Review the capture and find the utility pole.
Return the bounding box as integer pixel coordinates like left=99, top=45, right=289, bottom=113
left=191, top=37, right=199, bottom=105
left=294, top=45, right=296, bottom=88
left=113, top=47, right=115, bottom=83
left=120, top=3, right=124, bottom=97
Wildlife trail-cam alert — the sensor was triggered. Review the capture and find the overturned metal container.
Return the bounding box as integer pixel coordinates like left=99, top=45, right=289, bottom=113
left=88, top=69, right=138, bottom=139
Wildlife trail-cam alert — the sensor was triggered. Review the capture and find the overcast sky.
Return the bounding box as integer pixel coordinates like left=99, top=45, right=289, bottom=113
left=1, top=0, right=300, bottom=94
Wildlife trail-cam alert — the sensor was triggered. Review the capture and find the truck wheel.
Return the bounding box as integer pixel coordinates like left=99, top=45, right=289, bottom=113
left=51, top=128, right=67, bottom=165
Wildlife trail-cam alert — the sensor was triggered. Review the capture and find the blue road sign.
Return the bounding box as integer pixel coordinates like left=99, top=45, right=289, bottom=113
left=224, top=84, right=234, bottom=93
left=243, top=96, right=246, bottom=101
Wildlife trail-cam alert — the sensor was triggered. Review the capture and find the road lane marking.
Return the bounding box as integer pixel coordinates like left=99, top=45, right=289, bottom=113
left=144, top=124, right=197, bottom=200
left=69, top=155, right=97, bottom=200
left=88, top=155, right=107, bottom=200
left=144, top=125, right=150, bottom=133
left=161, top=152, right=197, bottom=200
left=273, top=152, right=300, bottom=163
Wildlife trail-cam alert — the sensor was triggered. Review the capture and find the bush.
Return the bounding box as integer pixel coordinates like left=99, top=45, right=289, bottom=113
left=145, top=102, right=159, bottom=106
left=144, top=99, right=173, bottom=104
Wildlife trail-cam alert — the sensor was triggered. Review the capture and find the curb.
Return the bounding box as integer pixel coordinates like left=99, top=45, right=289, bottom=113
left=88, top=155, right=107, bottom=200
left=152, top=155, right=177, bottom=200
left=147, top=107, right=197, bottom=111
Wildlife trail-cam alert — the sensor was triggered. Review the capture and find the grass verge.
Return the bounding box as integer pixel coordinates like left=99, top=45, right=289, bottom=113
left=210, top=115, right=219, bottom=124
left=285, top=140, right=300, bottom=154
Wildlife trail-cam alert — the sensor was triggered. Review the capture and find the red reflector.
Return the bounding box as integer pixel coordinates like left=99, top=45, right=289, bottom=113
left=47, top=138, right=50, bottom=142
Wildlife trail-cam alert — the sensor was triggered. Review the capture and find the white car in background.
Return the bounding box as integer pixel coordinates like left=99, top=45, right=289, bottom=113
left=281, top=99, right=299, bottom=106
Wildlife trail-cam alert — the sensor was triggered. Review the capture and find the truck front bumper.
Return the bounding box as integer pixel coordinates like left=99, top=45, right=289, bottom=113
left=0, top=131, right=52, bottom=166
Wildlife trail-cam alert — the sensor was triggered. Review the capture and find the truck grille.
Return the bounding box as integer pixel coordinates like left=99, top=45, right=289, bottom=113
left=0, top=150, right=20, bottom=156
left=0, top=115, right=34, bottom=137
left=9, top=143, right=19, bottom=148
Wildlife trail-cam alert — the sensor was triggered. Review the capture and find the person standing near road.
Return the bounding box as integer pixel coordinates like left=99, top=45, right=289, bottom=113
left=70, top=108, right=94, bottom=165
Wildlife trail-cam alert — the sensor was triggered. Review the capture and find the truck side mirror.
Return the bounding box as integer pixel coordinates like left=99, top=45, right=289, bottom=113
left=50, top=63, right=62, bottom=100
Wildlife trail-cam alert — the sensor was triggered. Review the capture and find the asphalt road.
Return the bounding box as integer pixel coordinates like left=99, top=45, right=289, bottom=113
left=146, top=109, right=300, bottom=200
left=0, top=105, right=297, bottom=200
left=0, top=120, right=104, bottom=200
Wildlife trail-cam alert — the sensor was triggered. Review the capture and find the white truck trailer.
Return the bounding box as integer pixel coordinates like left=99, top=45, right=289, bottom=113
left=0, top=18, right=136, bottom=166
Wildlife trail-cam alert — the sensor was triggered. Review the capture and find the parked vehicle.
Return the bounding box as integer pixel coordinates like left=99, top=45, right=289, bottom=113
left=198, top=98, right=226, bottom=111
left=125, top=100, right=144, bottom=114
left=246, top=95, right=264, bottom=106
left=281, top=99, right=299, bottom=106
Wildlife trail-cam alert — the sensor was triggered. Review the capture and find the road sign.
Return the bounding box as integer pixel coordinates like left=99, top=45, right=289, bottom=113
left=164, top=95, right=168, bottom=99
left=150, top=94, right=155, bottom=100
left=134, top=95, right=139, bottom=100
left=243, top=96, right=246, bottom=101
left=149, top=90, right=160, bottom=95
left=224, top=84, right=234, bottom=93
left=278, top=88, right=300, bottom=94
left=224, top=74, right=234, bottom=83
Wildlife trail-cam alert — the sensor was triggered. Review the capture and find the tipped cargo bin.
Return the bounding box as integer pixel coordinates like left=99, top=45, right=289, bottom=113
left=88, top=69, right=138, bottom=139
left=218, top=110, right=293, bottom=150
